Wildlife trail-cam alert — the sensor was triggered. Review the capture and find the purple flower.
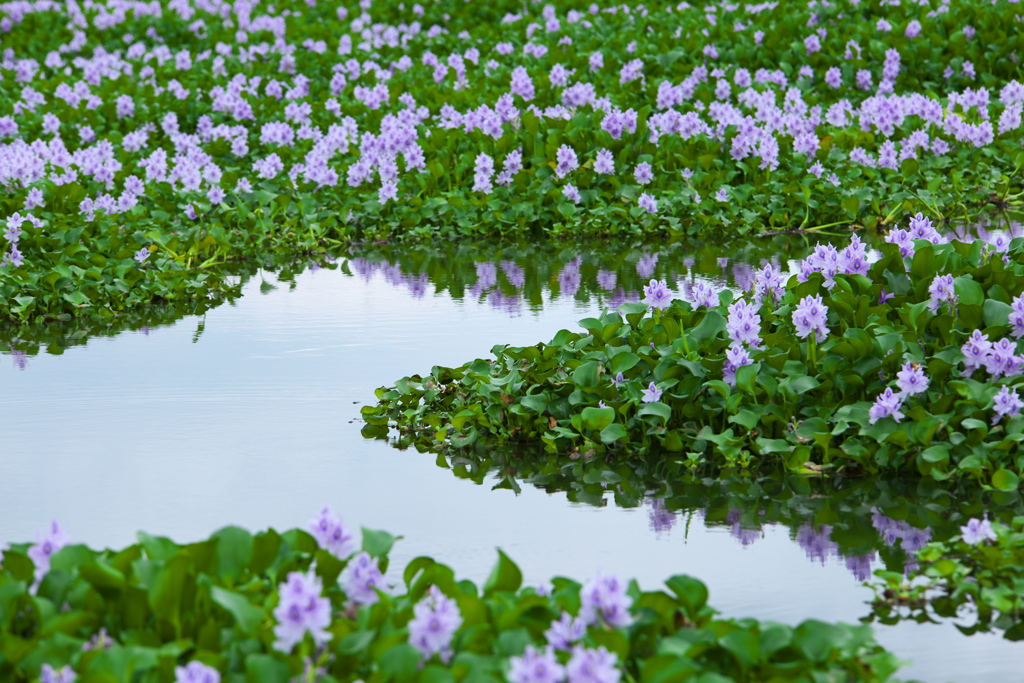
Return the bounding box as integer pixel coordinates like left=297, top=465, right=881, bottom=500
left=895, top=362, right=929, bottom=396
left=753, top=264, right=785, bottom=306
left=637, top=193, right=657, bottom=215
left=727, top=299, right=762, bottom=348
left=825, top=67, right=842, bottom=89
left=593, top=149, right=615, bottom=175
left=510, top=646, right=565, bottom=683
left=555, top=145, right=579, bottom=179
left=642, top=279, right=672, bottom=310
left=473, top=153, right=495, bottom=193
left=961, top=330, right=992, bottom=378
left=174, top=661, right=220, bottom=683
left=879, top=290, right=895, bottom=305
left=408, top=585, right=463, bottom=662
left=566, top=646, right=620, bottom=683
left=308, top=506, right=355, bottom=559
left=611, top=372, right=626, bottom=389
left=640, top=382, right=663, bottom=404
left=792, top=294, right=829, bottom=342
left=562, top=185, right=581, bottom=204
left=960, top=518, right=997, bottom=545
left=633, top=162, right=653, bottom=185
left=184, top=204, right=198, bottom=221
left=868, top=388, right=905, bottom=425
left=40, top=665, right=77, bottom=683
left=579, top=571, right=632, bottom=627
left=905, top=20, right=922, bottom=38
left=992, top=385, right=1024, bottom=424
left=272, top=569, right=332, bottom=654
left=28, top=521, right=70, bottom=587
left=379, top=180, right=399, bottom=204
left=340, top=551, right=386, bottom=606
left=545, top=612, right=586, bottom=650
left=134, top=248, right=150, bottom=264
left=983, top=335, right=1024, bottom=378
left=1009, top=294, right=1024, bottom=339
left=723, top=343, right=752, bottom=387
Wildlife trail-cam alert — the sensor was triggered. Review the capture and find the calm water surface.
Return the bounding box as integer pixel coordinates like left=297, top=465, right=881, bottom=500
left=3, top=234, right=1022, bottom=682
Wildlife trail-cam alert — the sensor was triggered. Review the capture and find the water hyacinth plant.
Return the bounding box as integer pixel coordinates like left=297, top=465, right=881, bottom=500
left=0, top=512, right=907, bottom=682
left=2, top=0, right=1024, bottom=321
left=365, top=228, right=1024, bottom=488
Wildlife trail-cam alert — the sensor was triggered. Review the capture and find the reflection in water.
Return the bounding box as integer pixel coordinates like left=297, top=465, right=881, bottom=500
left=643, top=497, right=933, bottom=582
left=5, top=216, right=1023, bottom=370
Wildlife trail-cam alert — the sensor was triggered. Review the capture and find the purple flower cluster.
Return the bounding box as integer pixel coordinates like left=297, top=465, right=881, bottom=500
left=960, top=329, right=1024, bottom=380
left=797, top=235, right=868, bottom=287
left=869, top=361, right=930, bottom=425
left=960, top=517, right=997, bottom=545
left=408, top=585, right=463, bottom=662
left=642, top=279, right=672, bottom=310
left=272, top=569, right=333, bottom=654
left=308, top=505, right=355, bottom=559
left=340, top=551, right=387, bottom=606
left=726, top=299, right=762, bottom=348
left=28, top=520, right=70, bottom=587
left=40, top=665, right=77, bottom=683
left=885, top=214, right=943, bottom=258
left=174, top=662, right=220, bottom=683
left=545, top=612, right=587, bottom=650
left=578, top=571, right=633, bottom=628
left=792, top=294, right=829, bottom=342
left=927, top=274, right=957, bottom=313
left=509, top=646, right=565, bottom=683
left=992, top=385, right=1024, bottom=425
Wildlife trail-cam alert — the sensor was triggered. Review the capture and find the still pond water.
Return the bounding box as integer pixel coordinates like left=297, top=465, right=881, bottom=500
left=3, top=233, right=1023, bottom=681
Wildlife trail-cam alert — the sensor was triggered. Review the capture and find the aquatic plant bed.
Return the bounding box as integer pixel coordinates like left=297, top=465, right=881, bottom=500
left=365, top=227, right=1024, bottom=487
left=2, top=0, right=1024, bottom=321
left=0, top=511, right=907, bottom=683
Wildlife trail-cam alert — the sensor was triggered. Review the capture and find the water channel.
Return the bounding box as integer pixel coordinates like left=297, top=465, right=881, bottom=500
left=3, top=230, right=1023, bottom=681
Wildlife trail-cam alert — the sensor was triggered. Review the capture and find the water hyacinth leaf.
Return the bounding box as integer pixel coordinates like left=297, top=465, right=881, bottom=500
left=609, top=352, right=641, bottom=375
left=954, top=277, right=985, bottom=307
left=638, top=402, right=672, bottom=424
left=600, top=423, right=629, bottom=444
left=991, top=469, right=1020, bottom=492
left=581, top=407, right=615, bottom=431
left=339, top=630, right=377, bottom=655
left=246, top=653, right=290, bottom=683
left=664, top=575, right=708, bottom=618
left=362, top=528, right=400, bottom=559
left=380, top=643, right=423, bottom=682
left=483, top=549, right=522, bottom=596
left=212, top=526, right=254, bottom=584
left=572, top=361, right=600, bottom=388
left=210, top=585, right=264, bottom=636
left=983, top=299, right=1013, bottom=327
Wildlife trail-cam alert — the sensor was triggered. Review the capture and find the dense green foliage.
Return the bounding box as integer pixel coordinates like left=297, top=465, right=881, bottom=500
left=0, top=524, right=906, bottom=683
left=365, top=236, right=1024, bottom=486
left=2, top=0, right=1024, bottom=319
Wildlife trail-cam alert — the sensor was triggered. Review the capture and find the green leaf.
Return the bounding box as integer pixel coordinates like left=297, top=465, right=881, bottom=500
left=638, top=401, right=672, bottom=424
left=991, top=469, right=1020, bottom=491
left=362, top=528, right=400, bottom=558
left=246, top=653, right=289, bottom=683
left=599, top=423, right=628, bottom=444
left=212, top=526, right=253, bottom=584
left=665, top=575, right=708, bottom=618
left=380, top=643, right=422, bottom=682
left=211, top=585, right=265, bottom=636
left=581, top=407, right=615, bottom=431
left=984, top=299, right=1013, bottom=327
left=483, top=549, right=522, bottom=596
